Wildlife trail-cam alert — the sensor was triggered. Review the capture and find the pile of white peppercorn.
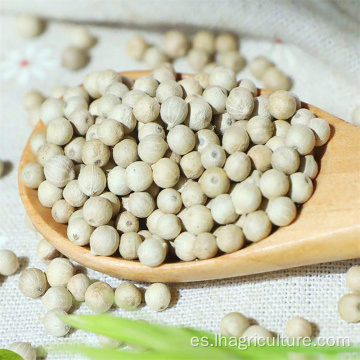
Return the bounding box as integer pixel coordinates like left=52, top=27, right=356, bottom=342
left=15, top=232, right=171, bottom=340
left=127, top=30, right=292, bottom=91
left=21, top=63, right=331, bottom=268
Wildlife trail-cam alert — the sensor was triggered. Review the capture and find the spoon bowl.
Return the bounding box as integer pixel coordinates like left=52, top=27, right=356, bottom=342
left=18, top=71, right=360, bottom=283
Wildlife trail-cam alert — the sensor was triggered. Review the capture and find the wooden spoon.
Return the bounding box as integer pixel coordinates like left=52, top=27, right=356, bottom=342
left=18, top=71, right=360, bottom=283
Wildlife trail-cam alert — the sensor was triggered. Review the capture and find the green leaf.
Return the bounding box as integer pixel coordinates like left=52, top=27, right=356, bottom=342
left=0, top=349, right=23, bottom=360
left=59, top=315, right=360, bottom=360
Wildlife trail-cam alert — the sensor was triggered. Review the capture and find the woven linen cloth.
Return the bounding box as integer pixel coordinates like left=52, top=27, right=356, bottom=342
left=0, top=0, right=359, bottom=359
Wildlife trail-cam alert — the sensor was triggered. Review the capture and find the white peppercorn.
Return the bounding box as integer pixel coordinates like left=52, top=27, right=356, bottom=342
left=181, top=180, right=207, bottom=208
left=220, top=312, right=250, bottom=337
left=152, top=64, right=176, bottom=83
left=46, top=258, right=74, bottom=287
left=192, top=31, right=215, bottom=54
left=30, top=130, right=46, bottom=156
left=97, top=335, right=123, bottom=349
left=180, top=151, right=204, bottom=179
left=9, top=342, right=36, bottom=360
left=82, top=139, right=110, bottom=167
left=96, top=119, right=124, bottom=146
left=346, top=266, right=360, bottom=294
left=69, top=25, right=96, bottom=49
left=308, top=117, right=330, bottom=146
left=51, top=199, right=74, bottom=224
left=268, top=90, right=297, bottom=119
left=156, top=188, right=182, bottom=214
left=247, top=116, right=274, bottom=145
left=210, top=194, right=237, bottom=225
left=243, top=169, right=263, bottom=188
left=162, top=30, right=188, bottom=58
left=185, top=98, right=213, bottom=130
left=219, top=51, right=246, bottom=73
left=133, top=76, right=158, bottom=97
left=144, top=47, right=169, bottom=69
left=183, top=205, right=214, bottom=235
left=224, top=152, right=251, bottom=182
left=67, top=217, right=94, bottom=246
left=209, top=66, right=236, bottom=92
left=83, top=70, right=101, bottom=98
left=64, top=137, right=86, bottom=163
left=78, top=164, right=106, bottom=196
left=44, top=155, right=75, bottom=188
left=187, top=48, right=211, bottom=71
left=215, top=32, right=238, bottom=52
left=172, top=232, right=196, bottom=261
left=194, top=71, right=210, bottom=89
left=200, top=144, right=226, bottom=169
left=200, top=167, right=230, bottom=198
left=62, top=46, right=89, bottom=71
left=286, top=317, right=312, bottom=339
left=285, top=124, right=316, bottom=155
left=19, top=268, right=47, bottom=298
left=126, top=35, right=148, bottom=60
left=63, top=180, right=87, bottom=207
left=37, top=180, right=63, bottom=208
left=250, top=56, right=273, bottom=79
left=105, top=82, right=129, bottom=99
left=97, top=70, right=122, bottom=95
left=217, top=224, right=245, bottom=253
left=250, top=96, right=272, bottom=120
left=0, top=249, right=19, bottom=276
left=43, top=309, right=70, bottom=337
left=90, top=225, right=120, bottom=256
left=37, top=237, right=60, bottom=264
left=146, top=209, right=165, bottom=234
left=63, top=96, right=88, bottom=120
left=167, top=125, right=195, bottom=155
left=160, top=96, right=188, bottom=129
left=21, top=162, right=44, bottom=189
left=298, top=154, right=318, bottom=180
left=85, top=281, right=114, bottom=313
left=42, top=286, right=73, bottom=312
left=96, top=94, right=120, bottom=119
left=260, top=169, right=289, bottom=200
left=133, top=95, right=160, bottom=124
left=113, top=139, right=138, bottom=168
left=262, top=66, right=292, bottom=91
left=156, top=214, right=181, bottom=240
left=152, top=158, right=180, bottom=188
left=291, top=108, right=315, bottom=126
left=119, top=232, right=142, bottom=260
left=24, top=90, right=45, bottom=110
left=145, top=283, right=171, bottom=311
left=289, top=172, right=313, bottom=204
left=243, top=325, right=273, bottom=341
left=83, top=196, right=113, bottom=227
left=17, top=14, right=45, bottom=38
left=231, top=182, right=262, bottom=215
left=193, top=232, right=218, bottom=259
left=129, top=192, right=155, bottom=218
left=156, top=80, right=183, bottom=104
left=138, top=236, right=167, bottom=267
left=138, top=135, right=168, bottom=164
left=40, top=97, right=64, bottom=125
left=115, top=282, right=142, bottom=311
left=37, top=143, right=64, bottom=167
left=267, top=196, right=297, bottom=226
left=248, top=145, right=273, bottom=172
left=116, top=211, right=140, bottom=233
left=213, top=112, right=235, bottom=134
left=222, top=126, right=250, bottom=154
left=265, top=136, right=286, bottom=152
left=107, top=166, right=131, bottom=196
left=66, top=273, right=90, bottom=302
left=243, top=210, right=272, bottom=242
left=338, top=293, right=360, bottom=323
left=351, top=106, right=360, bottom=127
left=226, top=87, right=254, bottom=121
left=138, top=122, right=165, bottom=141
left=202, top=86, right=228, bottom=114
left=238, top=79, right=257, bottom=96
left=196, top=129, right=220, bottom=152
